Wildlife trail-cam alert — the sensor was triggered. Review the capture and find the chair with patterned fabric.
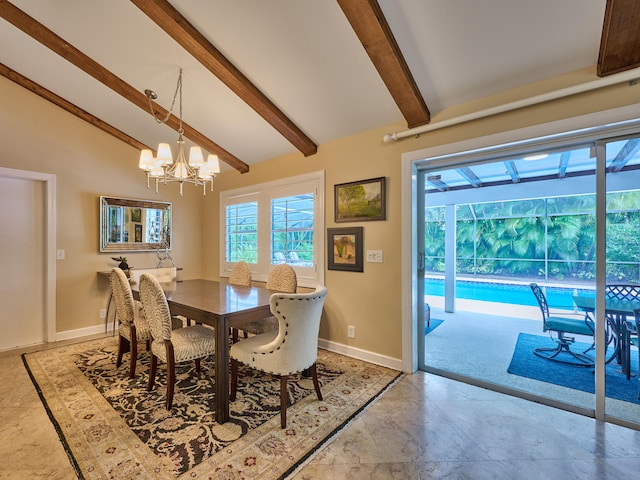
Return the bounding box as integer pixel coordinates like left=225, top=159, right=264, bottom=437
left=110, top=267, right=150, bottom=378
left=229, top=261, right=252, bottom=287
left=230, top=286, right=328, bottom=428
left=239, top=264, right=297, bottom=337
left=130, top=267, right=185, bottom=327
left=229, top=261, right=252, bottom=341
left=139, top=273, right=216, bottom=410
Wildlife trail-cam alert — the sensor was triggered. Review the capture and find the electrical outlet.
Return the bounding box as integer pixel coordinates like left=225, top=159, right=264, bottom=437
left=56, top=249, right=65, bottom=260
left=99, top=308, right=107, bottom=319
left=347, top=325, right=355, bottom=338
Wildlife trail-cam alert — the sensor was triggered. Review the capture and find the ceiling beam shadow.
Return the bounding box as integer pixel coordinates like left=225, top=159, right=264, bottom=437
left=0, top=0, right=249, bottom=173
left=598, top=0, right=640, bottom=76
left=131, top=0, right=317, bottom=157
left=337, top=0, right=430, bottom=128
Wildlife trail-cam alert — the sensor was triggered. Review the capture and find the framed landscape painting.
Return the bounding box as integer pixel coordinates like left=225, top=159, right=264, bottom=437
left=327, top=227, right=363, bottom=272
left=334, top=176, right=386, bottom=222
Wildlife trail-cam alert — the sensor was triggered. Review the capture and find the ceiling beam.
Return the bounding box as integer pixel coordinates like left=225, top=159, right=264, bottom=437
left=457, top=167, right=483, bottom=188
left=0, top=63, right=152, bottom=152
left=0, top=0, right=249, bottom=173
left=608, top=138, right=640, bottom=172
left=131, top=0, right=317, bottom=157
left=598, top=0, right=640, bottom=76
left=337, top=0, right=430, bottom=128
left=426, top=175, right=448, bottom=192
left=504, top=161, right=520, bottom=183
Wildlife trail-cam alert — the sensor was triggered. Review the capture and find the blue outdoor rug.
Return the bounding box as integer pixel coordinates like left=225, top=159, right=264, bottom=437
left=425, top=318, right=443, bottom=335
left=508, top=333, right=640, bottom=404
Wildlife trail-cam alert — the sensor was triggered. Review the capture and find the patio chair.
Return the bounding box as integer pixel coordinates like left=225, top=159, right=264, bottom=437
left=607, top=284, right=640, bottom=379
left=529, top=283, right=595, bottom=366
left=625, top=309, right=640, bottom=399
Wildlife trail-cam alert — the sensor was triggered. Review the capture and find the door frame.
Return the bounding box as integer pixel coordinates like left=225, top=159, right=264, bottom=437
left=401, top=104, right=640, bottom=431
left=0, top=167, right=56, bottom=343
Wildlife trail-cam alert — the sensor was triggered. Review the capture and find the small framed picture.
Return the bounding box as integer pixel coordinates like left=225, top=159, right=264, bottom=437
left=327, top=227, right=363, bottom=272
left=334, top=176, right=386, bottom=222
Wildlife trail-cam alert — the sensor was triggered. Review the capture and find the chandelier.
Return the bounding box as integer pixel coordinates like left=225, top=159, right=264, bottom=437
left=138, top=68, right=220, bottom=195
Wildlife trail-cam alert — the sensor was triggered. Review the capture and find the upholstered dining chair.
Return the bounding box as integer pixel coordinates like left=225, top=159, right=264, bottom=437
left=230, top=286, right=328, bottom=428
left=139, top=273, right=216, bottom=410
left=238, top=263, right=297, bottom=338
left=229, top=261, right=252, bottom=287
left=110, top=267, right=151, bottom=378
left=129, top=266, right=177, bottom=288
left=130, top=267, right=186, bottom=327
left=530, top=283, right=595, bottom=366
left=229, top=261, right=252, bottom=342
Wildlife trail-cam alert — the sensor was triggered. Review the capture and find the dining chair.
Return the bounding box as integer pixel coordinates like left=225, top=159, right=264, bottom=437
left=229, top=261, right=252, bottom=341
left=110, top=267, right=151, bottom=378
left=238, top=264, right=297, bottom=338
left=229, top=261, right=252, bottom=287
left=529, top=283, right=595, bottom=366
left=607, top=284, right=640, bottom=379
left=139, top=273, right=216, bottom=410
left=129, top=266, right=177, bottom=287
left=230, top=286, right=328, bottom=428
left=130, top=267, right=186, bottom=327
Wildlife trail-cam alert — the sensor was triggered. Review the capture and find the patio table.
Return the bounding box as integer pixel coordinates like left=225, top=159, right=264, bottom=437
left=573, top=295, right=640, bottom=374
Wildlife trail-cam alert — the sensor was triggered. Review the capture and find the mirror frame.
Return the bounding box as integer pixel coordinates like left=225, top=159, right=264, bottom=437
left=99, top=196, right=172, bottom=253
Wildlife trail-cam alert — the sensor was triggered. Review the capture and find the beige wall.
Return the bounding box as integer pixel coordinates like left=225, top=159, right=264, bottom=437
left=2, top=69, right=640, bottom=361
left=0, top=76, right=206, bottom=335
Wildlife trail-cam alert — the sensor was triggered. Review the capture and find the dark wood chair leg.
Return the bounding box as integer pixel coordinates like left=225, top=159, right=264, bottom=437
left=230, top=359, right=238, bottom=401
left=309, top=363, right=323, bottom=401
left=129, top=338, right=138, bottom=378
left=116, top=336, right=129, bottom=368
left=165, top=341, right=175, bottom=410
left=148, top=354, right=157, bottom=391
left=128, top=325, right=138, bottom=378
left=194, top=358, right=201, bottom=374
left=280, top=375, right=289, bottom=429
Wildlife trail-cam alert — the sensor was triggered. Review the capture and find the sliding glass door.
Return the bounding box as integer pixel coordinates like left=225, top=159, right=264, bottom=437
left=415, top=129, right=640, bottom=427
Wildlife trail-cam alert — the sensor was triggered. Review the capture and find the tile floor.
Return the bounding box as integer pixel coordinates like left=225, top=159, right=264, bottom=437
left=2, top=336, right=640, bottom=479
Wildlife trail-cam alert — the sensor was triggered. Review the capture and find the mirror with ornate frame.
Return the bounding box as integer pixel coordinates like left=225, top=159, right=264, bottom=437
left=99, top=196, right=172, bottom=252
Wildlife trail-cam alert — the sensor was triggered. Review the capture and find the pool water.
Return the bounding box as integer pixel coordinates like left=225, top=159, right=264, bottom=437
left=425, top=278, right=595, bottom=309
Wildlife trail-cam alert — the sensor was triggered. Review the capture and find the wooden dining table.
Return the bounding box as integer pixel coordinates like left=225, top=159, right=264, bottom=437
left=132, top=279, right=273, bottom=424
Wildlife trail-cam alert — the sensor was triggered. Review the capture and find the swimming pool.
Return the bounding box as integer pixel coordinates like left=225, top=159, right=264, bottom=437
left=425, top=278, right=595, bottom=309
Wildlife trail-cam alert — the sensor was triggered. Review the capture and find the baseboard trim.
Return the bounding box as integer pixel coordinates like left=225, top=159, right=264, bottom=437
left=52, top=329, right=403, bottom=372
left=318, top=338, right=402, bottom=371
left=56, top=323, right=114, bottom=342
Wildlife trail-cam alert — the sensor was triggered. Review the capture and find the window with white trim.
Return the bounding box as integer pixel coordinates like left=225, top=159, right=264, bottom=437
left=220, top=171, right=325, bottom=287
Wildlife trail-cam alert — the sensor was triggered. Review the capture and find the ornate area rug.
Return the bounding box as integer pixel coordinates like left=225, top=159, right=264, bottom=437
left=23, top=337, right=401, bottom=479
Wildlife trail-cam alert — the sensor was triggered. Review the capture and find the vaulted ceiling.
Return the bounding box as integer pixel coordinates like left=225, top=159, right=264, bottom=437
left=1, top=0, right=639, bottom=174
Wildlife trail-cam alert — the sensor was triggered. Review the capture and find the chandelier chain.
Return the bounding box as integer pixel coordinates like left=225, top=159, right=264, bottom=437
left=147, top=68, right=183, bottom=127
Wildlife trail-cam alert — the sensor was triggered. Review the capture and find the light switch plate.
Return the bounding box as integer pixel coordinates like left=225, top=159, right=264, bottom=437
left=366, top=250, right=383, bottom=263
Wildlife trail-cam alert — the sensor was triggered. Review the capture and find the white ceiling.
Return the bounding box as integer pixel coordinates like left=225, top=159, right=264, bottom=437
left=0, top=0, right=608, bottom=171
